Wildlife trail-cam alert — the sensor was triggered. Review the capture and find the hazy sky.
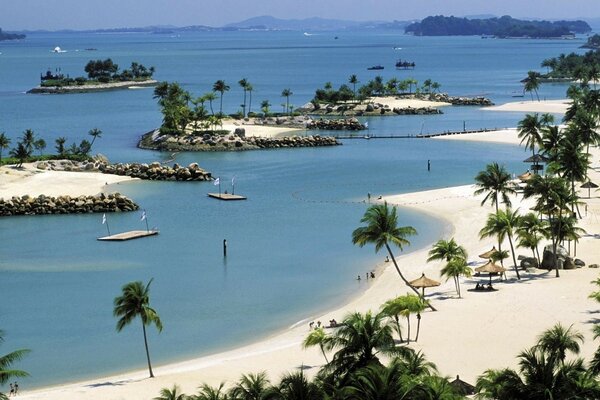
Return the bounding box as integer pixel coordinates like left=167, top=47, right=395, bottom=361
left=3, top=0, right=599, bottom=31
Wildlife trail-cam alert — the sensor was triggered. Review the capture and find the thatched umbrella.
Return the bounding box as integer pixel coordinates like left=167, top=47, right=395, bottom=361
left=523, top=154, right=547, bottom=174
left=475, top=260, right=507, bottom=285
left=450, top=375, right=476, bottom=396
left=581, top=181, right=599, bottom=199
left=409, top=273, right=440, bottom=297
left=478, top=246, right=497, bottom=260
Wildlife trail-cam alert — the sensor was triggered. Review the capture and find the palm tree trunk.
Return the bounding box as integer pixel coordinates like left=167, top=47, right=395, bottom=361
left=242, top=90, right=247, bottom=117
left=415, top=313, right=422, bottom=342
left=406, top=316, right=411, bottom=343
left=384, top=242, right=436, bottom=311
left=248, top=91, right=252, bottom=115
left=507, top=234, right=521, bottom=279
left=142, top=323, right=154, bottom=378
left=394, top=315, right=403, bottom=342
left=457, top=276, right=462, bottom=298
left=319, top=344, right=329, bottom=364
left=219, top=93, right=224, bottom=115
left=549, top=213, right=560, bottom=278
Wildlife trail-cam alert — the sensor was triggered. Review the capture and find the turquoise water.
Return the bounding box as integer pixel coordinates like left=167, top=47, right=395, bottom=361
left=0, top=31, right=585, bottom=388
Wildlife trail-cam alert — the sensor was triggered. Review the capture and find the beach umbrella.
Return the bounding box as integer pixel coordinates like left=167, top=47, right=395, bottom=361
left=409, top=273, right=440, bottom=297
left=523, top=154, right=547, bottom=174
left=581, top=181, right=599, bottom=198
left=475, top=260, right=507, bottom=284
left=478, top=246, right=497, bottom=259
left=450, top=375, right=476, bottom=396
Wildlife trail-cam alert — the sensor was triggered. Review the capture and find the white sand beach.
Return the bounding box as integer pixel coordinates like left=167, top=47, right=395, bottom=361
left=369, top=96, right=452, bottom=109
left=221, top=119, right=304, bottom=138
left=484, top=99, right=571, bottom=114
left=13, top=101, right=600, bottom=400
left=0, top=163, right=136, bottom=198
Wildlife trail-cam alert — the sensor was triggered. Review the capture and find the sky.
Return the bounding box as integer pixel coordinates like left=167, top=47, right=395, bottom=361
left=2, top=0, right=600, bottom=31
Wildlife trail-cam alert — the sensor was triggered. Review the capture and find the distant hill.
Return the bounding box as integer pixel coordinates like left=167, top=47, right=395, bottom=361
left=0, top=28, right=25, bottom=41
left=405, top=15, right=591, bottom=37
left=224, top=15, right=409, bottom=31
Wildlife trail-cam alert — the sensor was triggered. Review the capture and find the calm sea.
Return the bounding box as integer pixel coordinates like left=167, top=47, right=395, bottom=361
left=0, top=30, right=586, bottom=388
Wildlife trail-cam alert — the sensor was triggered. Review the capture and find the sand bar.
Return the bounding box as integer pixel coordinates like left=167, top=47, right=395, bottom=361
left=369, top=96, right=451, bottom=109
left=484, top=99, right=571, bottom=114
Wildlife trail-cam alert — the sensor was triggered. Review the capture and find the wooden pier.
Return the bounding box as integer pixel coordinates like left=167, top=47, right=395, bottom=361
left=97, top=230, right=159, bottom=241
left=207, top=193, right=247, bottom=201
left=332, top=127, right=505, bottom=140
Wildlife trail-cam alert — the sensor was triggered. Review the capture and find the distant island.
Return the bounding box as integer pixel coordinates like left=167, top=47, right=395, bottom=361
left=539, top=48, right=600, bottom=81
left=28, top=58, right=157, bottom=94
left=405, top=15, right=591, bottom=38
left=0, top=28, right=25, bottom=41
left=582, top=34, right=600, bottom=50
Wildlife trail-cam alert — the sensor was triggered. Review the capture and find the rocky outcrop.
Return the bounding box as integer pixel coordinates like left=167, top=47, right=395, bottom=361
left=99, top=162, right=212, bottom=181
left=139, top=130, right=341, bottom=152
left=392, top=106, right=442, bottom=115
left=306, top=118, right=365, bottom=130
left=426, top=93, right=494, bottom=106
left=540, top=245, right=583, bottom=270
left=27, top=80, right=158, bottom=94
left=0, top=193, right=138, bottom=216
left=36, top=159, right=213, bottom=182
left=303, top=101, right=443, bottom=117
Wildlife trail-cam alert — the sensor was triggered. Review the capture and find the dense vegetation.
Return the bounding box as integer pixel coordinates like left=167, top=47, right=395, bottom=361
left=0, top=128, right=101, bottom=166
left=540, top=49, right=600, bottom=81
left=582, top=34, right=600, bottom=50
left=405, top=15, right=591, bottom=37
left=0, top=28, right=25, bottom=41
left=40, top=59, right=155, bottom=87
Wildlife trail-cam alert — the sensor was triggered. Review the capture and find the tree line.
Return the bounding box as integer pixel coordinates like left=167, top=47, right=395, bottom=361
left=0, top=128, right=103, bottom=166
left=41, top=59, right=155, bottom=87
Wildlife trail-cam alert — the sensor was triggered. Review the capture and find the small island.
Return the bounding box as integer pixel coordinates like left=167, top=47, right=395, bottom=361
left=0, top=27, right=25, bottom=41
left=405, top=15, right=591, bottom=38
left=582, top=34, right=600, bottom=50
left=27, top=58, right=157, bottom=94
left=538, top=47, right=600, bottom=82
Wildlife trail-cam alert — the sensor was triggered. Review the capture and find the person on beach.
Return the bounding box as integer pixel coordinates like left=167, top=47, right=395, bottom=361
left=357, top=275, right=361, bottom=281
left=14, top=382, right=18, bottom=395
left=385, top=255, right=390, bottom=262
left=9, top=383, right=14, bottom=396
left=370, top=271, right=375, bottom=278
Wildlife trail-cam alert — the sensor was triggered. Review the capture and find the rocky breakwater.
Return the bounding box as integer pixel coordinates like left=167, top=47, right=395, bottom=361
left=306, top=118, right=365, bottom=130
left=245, top=135, right=340, bottom=148
left=0, top=193, right=138, bottom=217
left=139, top=129, right=340, bottom=152
left=427, top=93, right=494, bottom=106
left=300, top=101, right=442, bottom=116
left=99, top=162, right=212, bottom=181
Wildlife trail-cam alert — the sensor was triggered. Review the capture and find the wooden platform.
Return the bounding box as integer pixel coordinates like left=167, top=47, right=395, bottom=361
left=97, top=230, right=159, bottom=241
left=207, top=193, right=247, bottom=201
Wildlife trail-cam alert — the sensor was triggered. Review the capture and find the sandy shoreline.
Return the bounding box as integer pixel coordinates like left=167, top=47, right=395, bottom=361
left=13, top=98, right=600, bottom=399
left=484, top=98, right=571, bottom=114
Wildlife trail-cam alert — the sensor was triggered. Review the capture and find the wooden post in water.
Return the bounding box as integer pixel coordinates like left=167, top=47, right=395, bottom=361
left=223, top=239, right=227, bottom=257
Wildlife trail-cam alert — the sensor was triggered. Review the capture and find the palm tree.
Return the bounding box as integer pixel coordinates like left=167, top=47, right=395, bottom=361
left=541, top=125, right=563, bottom=164
left=342, top=362, right=416, bottom=400
left=427, top=238, right=467, bottom=263
left=228, top=372, right=270, bottom=400
left=431, top=81, right=441, bottom=93
left=55, top=137, right=67, bottom=157
left=553, top=127, right=589, bottom=217
left=589, top=325, right=600, bottom=375
left=440, top=258, right=473, bottom=298
left=0, top=133, right=10, bottom=163
left=9, top=142, right=30, bottom=167
left=517, top=113, right=544, bottom=156
left=281, top=88, right=292, bottom=116
left=395, top=350, right=438, bottom=378
left=155, top=385, right=188, bottom=400
left=212, top=80, right=230, bottom=116
left=405, top=295, right=427, bottom=342
left=523, top=70, right=541, bottom=101
left=324, top=311, right=412, bottom=379
left=479, top=208, right=522, bottom=280
left=203, top=92, right=217, bottom=116
left=88, top=128, right=103, bottom=150
left=0, top=330, right=30, bottom=386
left=113, top=279, right=163, bottom=378
left=536, top=323, right=584, bottom=365
left=516, top=213, right=548, bottom=266
left=263, top=371, right=322, bottom=400
left=246, top=83, right=253, bottom=116
left=260, top=100, right=271, bottom=118
left=21, top=129, right=35, bottom=153
left=524, top=175, right=574, bottom=277
left=352, top=204, right=434, bottom=309
left=348, top=74, right=358, bottom=99
left=380, top=297, right=408, bottom=342
left=474, top=162, right=516, bottom=213
left=238, top=78, right=248, bottom=117
left=33, top=138, right=46, bottom=157
left=302, top=327, right=329, bottom=364
left=194, top=383, right=228, bottom=400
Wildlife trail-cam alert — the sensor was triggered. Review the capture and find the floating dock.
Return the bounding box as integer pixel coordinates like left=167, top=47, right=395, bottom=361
left=97, top=230, right=159, bottom=241
left=207, top=193, right=247, bottom=201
